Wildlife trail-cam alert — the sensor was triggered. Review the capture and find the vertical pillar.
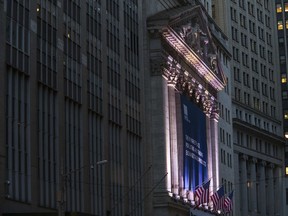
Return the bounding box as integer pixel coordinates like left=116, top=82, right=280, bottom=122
left=210, top=113, right=219, bottom=191
left=250, top=158, right=257, bottom=216
left=274, top=166, right=282, bottom=216
left=240, top=155, right=248, bottom=216
left=168, top=85, right=179, bottom=195
left=267, top=163, right=274, bottom=216
left=206, top=116, right=213, bottom=188
left=259, top=161, right=266, bottom=216
left=234, top=153, right=241, bottom=216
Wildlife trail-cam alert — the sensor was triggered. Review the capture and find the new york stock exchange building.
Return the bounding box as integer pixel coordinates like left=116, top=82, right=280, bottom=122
left=144, top=3, right=230, bottom=216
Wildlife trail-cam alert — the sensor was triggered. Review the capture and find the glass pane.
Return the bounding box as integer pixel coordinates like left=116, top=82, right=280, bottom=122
left=277, top=4, right=282, bottom=13
left=278, top=21, right=284, bottom=30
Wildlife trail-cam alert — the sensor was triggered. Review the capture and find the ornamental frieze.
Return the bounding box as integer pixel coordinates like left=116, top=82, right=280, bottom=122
left=147, top=5, right=226, bottom=92
left=163, top=57, right=219, bottom=118
left=173, top=16, right=220, bottom=78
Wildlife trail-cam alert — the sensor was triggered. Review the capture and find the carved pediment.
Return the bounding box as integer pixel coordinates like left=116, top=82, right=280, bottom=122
left=169, top=7, right=224, bottom=84
left=147, top=5, right=226, bottom=91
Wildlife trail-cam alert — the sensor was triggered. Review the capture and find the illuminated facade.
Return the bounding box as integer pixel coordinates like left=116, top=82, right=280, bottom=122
left=213, top=0, right=286, bottom=215
left=144, top=1, right=229, bottom=215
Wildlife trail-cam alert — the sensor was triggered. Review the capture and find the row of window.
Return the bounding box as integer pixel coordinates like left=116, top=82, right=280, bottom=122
left=236, top=131, right=279, bottom=156
left=221, top=178, right=233, bottom=195
left=220, top=127, right=232, bottom=148
left=232, top=0, right=270, bottom=11
left=276, top=3, right=288, bottom=13
left=234, top=65, right=274, bottom=84
left=221, top=149, right=233, bottom=168
left=232, top=48, right=273, bottom=71
left=234, top=89, right=276, bottom=117
left=236, top=106, right=278, bottom=130
left=277, top=20, right=288, bottom=30
left=219, top=103, right=231, bottom=124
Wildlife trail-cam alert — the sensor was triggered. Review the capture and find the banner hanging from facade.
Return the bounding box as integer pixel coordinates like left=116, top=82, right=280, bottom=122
left=181, top=95, right=208, bottom=191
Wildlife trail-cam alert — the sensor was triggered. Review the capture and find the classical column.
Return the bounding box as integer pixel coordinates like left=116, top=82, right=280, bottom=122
left=259, top=161, right=266, bottom=216
left=206, top=114, right=212, bottom=188
left=274, top=166, right=282, bottom=216
left=250, top=158, right=257, bottom=216
left=267, top=163, right=274, bottom=216
left=209, top=112, right=219, bottom=191
left=168, top=85, right=179, bottom=195
left=240, top=155, right=248, bottom=216
left=234, top=153, right=241, bottom=216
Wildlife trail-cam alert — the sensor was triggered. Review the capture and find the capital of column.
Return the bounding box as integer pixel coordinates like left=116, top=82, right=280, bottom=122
left=240, top=154, right=248, bottom=161
left=250, top=157, right=257, bottom=164
left=268, top=163, right=275, bottom=169
left=260, top=160, right=267, bottom=167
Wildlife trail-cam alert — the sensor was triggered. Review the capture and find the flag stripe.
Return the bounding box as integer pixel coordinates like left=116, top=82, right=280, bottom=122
left=195, top=180, right=210, bottom=205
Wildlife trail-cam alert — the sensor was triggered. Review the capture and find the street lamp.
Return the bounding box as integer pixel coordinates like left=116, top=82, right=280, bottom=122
left=57, top=160, right=108, bottom=216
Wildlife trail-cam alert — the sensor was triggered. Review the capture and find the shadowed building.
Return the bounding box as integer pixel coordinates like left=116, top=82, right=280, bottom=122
left=213, top=0, right=285, bottom=215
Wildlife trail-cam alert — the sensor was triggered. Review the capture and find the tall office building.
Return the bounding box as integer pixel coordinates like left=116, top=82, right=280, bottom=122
left=0, top=0, right=144, bottom=215
left=276, top=0, right=288, bottom=133
left=213, top=0, right=285, bottom=215
left=275, top=1, right=288, bottom=214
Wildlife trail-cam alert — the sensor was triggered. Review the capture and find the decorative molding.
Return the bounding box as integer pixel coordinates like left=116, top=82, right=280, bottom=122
left=250, top=157, right=257, bottom=164
left=240, top=154, right=248, bottom=161
left=268, top=163, right=275, bottom=169
left=260, top=160, right=267, bottom=167
left=162, top=27, right=225, bottom=91
left=162, top=56, right=219, bottom=117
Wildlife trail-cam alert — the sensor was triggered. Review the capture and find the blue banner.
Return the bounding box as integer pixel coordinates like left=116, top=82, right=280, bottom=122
left=181, top=95, right=208, bottom=191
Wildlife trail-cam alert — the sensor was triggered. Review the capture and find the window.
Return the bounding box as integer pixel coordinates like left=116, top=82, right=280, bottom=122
left=278, top=21, right=284, bottom=30
left=282, top=74, right=287, bottom=83
left=286, top=167, right=288, bottom=175
left=277, top=4, right=282, bottom=13
left=284, top=111, right=288, bottom=119
left=286, top=20, right=288, bottom=29
left=283, top=91, right=288, bottom=99
left=285, top=3, right=288, bottom=12
left=286, top=188, right=288, bottom=205
left=280, top=55, right=286, bottom=64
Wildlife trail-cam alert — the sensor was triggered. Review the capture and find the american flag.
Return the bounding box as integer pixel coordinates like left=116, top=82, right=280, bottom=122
left=224, top=191, right=234, bottom=213
left=195, top=180, right=210, bottom=204
left=210, top=186, right=224, bottom=210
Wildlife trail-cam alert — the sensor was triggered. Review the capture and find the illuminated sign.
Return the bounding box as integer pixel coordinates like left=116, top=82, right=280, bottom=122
left=181, top=95, right=208, bottom=191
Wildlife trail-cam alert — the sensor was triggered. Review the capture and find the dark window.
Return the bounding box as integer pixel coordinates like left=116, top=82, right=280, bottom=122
left=286, top=188, right=288, bottom=205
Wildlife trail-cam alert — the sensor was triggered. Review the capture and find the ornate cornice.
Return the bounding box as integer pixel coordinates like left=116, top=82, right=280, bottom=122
left=162, top=27, right=225, bottom=91
left=163, top=56, right=218, bottom=118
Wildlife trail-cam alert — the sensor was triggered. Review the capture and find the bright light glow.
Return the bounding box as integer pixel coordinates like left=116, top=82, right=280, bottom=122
left=282, top=74, right=287, bottom=83
left=285, top=3, right=288, bottom=12
left=285, top=132, right=288, bottom=139
left=286, top=167, right=288, bottom=175
left=278, top=21, right=284, bottom=30
left=162, top=28, right=225, bottom=91
left=277, top=4, right=282, bottom=13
